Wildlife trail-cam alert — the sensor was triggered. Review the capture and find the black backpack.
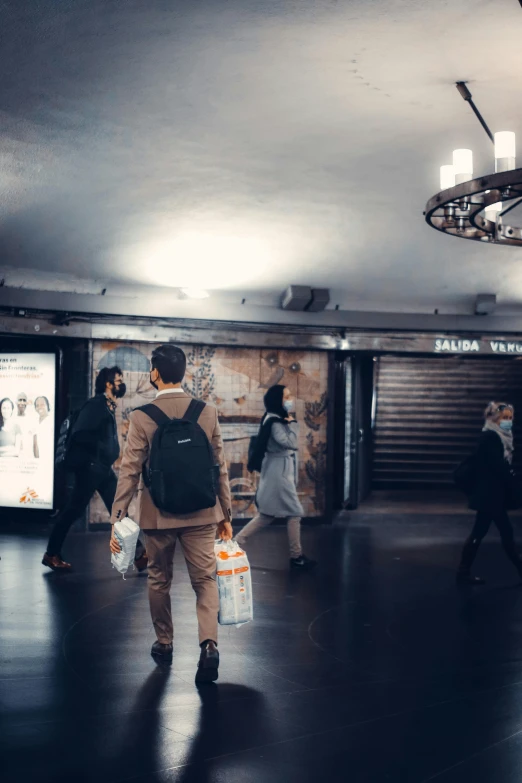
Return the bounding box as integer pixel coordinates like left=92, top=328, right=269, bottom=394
left=55, top=408, right=82, bottom=469
left=138, top=399, right=219, bottom=515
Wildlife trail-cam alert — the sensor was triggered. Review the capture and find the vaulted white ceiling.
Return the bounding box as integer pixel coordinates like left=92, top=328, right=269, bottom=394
left=2, top=0, right=522, bottom=314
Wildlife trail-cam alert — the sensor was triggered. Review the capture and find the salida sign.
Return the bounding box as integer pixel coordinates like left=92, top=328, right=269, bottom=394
left=434, top=338, right=522, bottom=354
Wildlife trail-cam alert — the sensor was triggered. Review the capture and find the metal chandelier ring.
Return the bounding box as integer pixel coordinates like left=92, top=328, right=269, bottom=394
left=424, top=167, right=522, bottom=245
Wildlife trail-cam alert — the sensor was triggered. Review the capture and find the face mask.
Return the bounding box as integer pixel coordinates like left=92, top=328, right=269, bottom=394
left=149, top=372, right=158, bottom=390
left=283, top=399, right=294, bottom=413
left=500, top=420, right=513, bottom=432
left=114, top=382, right=126, bottom=399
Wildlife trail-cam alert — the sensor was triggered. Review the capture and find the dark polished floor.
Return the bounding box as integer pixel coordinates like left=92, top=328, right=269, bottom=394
left=3, top=516, right=522, bottom=782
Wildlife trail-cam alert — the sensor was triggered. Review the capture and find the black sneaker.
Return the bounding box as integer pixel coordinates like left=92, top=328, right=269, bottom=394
left=195, top=640, right=219, bottom=684
left=290, top=555, right=317, bottom=570
left=151, top=641, right=173, bottom=664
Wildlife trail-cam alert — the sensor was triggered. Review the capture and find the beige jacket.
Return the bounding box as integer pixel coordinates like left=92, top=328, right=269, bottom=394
left=111, top=391, right=232, bottom=530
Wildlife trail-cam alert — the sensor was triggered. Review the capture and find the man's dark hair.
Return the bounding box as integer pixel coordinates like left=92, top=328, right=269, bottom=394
left=151, top=345, right=186, bottom=385
left=95, top=366, right=123, bottom=395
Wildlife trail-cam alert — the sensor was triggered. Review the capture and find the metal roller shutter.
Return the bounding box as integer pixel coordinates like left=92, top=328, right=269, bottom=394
left=373, top=355, right=522, bottom=490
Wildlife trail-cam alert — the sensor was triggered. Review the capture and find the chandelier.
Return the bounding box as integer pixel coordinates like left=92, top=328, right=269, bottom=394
left=425, top=83, right=522, bottom=245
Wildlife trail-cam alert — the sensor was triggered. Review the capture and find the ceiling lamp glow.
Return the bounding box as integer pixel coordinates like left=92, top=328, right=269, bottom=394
left=425, top=83, right=522, bottom=246
left=142, top=231, right=275, bottom=290
left=494, top=131, right=516, bottom=172
left=440, top=165, right=456, bottom=190
left=452, top=149, right=473, bottom=184
left=182, top=288, right=210, bottom=299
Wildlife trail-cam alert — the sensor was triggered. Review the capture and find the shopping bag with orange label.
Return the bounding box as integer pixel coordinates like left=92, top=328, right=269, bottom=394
left=215, top=539, right=253, bottom=626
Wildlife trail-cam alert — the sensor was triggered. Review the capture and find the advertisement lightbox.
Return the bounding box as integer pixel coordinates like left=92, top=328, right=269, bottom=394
left=0, top=353, right=56, bottom=509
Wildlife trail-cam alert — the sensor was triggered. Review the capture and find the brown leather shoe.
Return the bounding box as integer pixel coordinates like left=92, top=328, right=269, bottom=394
left=42, top=553, right=72, bottom=571
left=134, top=553, right=148, bottom=572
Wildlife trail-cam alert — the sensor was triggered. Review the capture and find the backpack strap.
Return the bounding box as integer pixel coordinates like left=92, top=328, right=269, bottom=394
left=135, top=404, right=171, bottom=427
left=183, top=399, right=206, bottom=423
left=135, top=405, right=171, bottom=488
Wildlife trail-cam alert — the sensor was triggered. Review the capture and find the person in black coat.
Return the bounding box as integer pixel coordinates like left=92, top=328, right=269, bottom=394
left=42, top=366, right=141, bottom=571
left=457, top=401, right=522, bottom=585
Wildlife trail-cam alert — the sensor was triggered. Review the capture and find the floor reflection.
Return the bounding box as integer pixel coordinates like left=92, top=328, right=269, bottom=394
left=6, top=520, right=522, bottom=782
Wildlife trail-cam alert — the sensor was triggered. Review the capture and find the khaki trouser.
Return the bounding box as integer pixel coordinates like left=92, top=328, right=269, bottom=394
left=236, top=514, right=302, bottom=559
left=143, top=524, right=218, bottom=645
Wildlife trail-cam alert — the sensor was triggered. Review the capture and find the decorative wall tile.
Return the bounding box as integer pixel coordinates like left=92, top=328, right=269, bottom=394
left=89, top=341, right=329, bottom=522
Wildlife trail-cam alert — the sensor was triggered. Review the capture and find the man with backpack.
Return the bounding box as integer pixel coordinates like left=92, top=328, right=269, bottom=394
left=42, top=366, right=148, bottom=570
left=109, top=344, right=233, bottom=683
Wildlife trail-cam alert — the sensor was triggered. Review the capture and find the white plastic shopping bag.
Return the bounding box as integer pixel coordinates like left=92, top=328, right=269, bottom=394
left=215, top=539, right=253, bottom=627
left=111, top=517, right=140, bottom=578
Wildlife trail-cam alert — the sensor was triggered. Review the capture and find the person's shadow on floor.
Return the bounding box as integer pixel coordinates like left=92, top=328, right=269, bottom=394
left=108, top=672, right=269, bottom=783
left=177, top=683, right=270, bottom=783
left=108, top=666, right=172, bottom=782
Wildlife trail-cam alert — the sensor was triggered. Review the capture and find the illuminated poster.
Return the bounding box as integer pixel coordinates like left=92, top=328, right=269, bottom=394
left=0, top=353, right=56, bottom=509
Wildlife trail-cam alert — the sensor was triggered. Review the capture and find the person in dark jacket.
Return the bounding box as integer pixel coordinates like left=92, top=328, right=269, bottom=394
left=42, top=366, right=144, bottom=571
left=236, top=384, right=316, bottom=569
left=457, top=401, right=522, bottom=585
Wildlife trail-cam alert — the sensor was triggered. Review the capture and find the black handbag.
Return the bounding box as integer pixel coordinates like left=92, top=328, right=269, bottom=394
left=453, top=453, right=477, bottom=494
left=507, top=469, right=522, bottom=511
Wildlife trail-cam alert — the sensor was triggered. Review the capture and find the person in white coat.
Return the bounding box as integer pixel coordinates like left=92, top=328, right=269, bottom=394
left=236, top=384, right=316, bottom=570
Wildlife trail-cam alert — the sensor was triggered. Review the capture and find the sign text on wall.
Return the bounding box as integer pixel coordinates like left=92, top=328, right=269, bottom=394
left=434, top=339, right=522, bottom=354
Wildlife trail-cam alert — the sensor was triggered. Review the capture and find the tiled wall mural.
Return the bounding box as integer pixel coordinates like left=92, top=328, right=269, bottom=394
left=90, top=341, right=329, bottom=522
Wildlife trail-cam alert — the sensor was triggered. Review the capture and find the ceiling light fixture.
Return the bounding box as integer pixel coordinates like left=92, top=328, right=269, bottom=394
left=425, top=83, right=522, bottom=246
left=452, top=148, right=473, bottom=184
left=495, top=131, right=516, bottom=172
left=440, top=165, right=456, bottom=190
left=181, top=288, right=210, bottom=299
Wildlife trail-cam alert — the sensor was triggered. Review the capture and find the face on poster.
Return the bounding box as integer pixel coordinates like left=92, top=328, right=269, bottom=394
left=0, top=353, right=56, bottom=509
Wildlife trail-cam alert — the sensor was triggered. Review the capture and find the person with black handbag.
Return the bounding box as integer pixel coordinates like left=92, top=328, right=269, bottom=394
left=457, top=402, right=522, bottom=585
left=236, top=384, right=316, bottom=569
